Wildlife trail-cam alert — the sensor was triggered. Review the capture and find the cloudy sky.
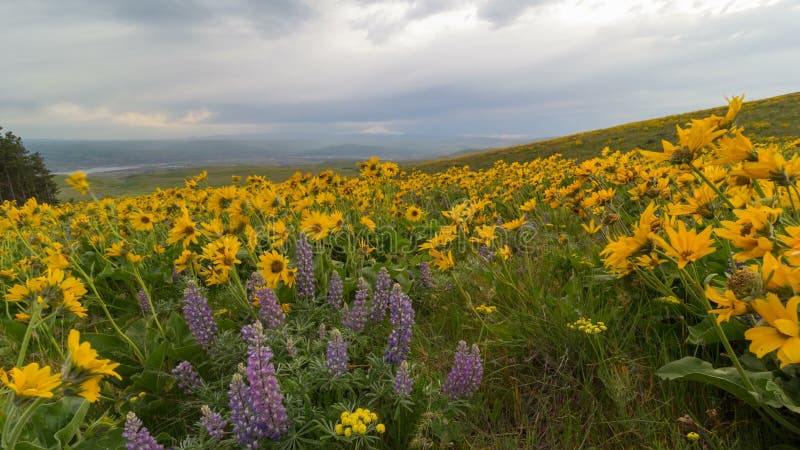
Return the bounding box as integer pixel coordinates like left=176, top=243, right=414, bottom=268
left=1, top=0, right=797, bottom=140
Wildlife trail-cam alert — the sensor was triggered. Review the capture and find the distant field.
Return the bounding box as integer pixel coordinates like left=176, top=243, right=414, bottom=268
left=55, top=162, right=361, bottom=201
left=412, top=92, right=800, bottom=173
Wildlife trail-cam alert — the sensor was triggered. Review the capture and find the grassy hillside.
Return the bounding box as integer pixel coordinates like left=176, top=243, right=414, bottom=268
left=54, top=162, right=360, bottom=201
left=413, top=92, right=800, bottom=173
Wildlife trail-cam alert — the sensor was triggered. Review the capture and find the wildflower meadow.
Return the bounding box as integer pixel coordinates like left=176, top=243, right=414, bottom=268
left=4, top=97, right=800, bottom=448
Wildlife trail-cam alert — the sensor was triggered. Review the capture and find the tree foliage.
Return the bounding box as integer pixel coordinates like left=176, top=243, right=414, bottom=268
left=0, top=126, right=59, bottom=204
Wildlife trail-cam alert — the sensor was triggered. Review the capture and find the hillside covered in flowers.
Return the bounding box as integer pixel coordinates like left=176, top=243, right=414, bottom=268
left=3, top=97, right=800, bottom=448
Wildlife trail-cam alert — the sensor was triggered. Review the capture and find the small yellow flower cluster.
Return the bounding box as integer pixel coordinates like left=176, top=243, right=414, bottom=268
left=567, top=317, right=607, bottom=335
left=334, top=407, right=385, bottom=438
left=474, top=304, right=496, bottom=314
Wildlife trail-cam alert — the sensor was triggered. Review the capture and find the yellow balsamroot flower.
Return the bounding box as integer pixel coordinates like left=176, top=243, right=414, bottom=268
left=405, top=206, right=423, bottom=222
left=66, top=171, right=90, bottom=195
left=778, top=225, right=800, bottom=266
left=0, top=363, right=62, bottom=399
left=300, top=211, right=334, bottom=240
left=63, top=329, right=121, bottom=402
left=651, top=220, right=715, bottom=270
left=705, top=284, right=748, bottom=324
left=470, top=225, right=497, bottom=248
left=519, top=198, right=537, bottom=212
left=503, top=215, right=526, bottom=231
left=130, top=212, right=156, bottom=232
left=257, top=250, right=295, bottom=288
left=744, top=294, right=800, bottom=368
left=168, top=210, right=199, bottom=247
left=740, top=146, right=800, bottom=186
left=174, top=249, right=198, bottom=274
left=360, top=216, right=376, bottom=232
left=429, top=249, right=454, bottom=271
left=580, top=219, right=602, bottom=234
left=67, top=330, right=122, bottom=379
left=498, top=244, right=512, bottom=260
left=755, top=252, right=800, bottom=293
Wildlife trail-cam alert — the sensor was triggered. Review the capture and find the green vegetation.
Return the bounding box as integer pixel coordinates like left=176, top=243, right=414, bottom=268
left=413, top=92, right=800, bottom=173
left=0, top=127, right=59, bottom=204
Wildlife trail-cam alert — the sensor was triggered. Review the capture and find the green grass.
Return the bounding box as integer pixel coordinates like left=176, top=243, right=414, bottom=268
left=415, top=209, right=775, bottom=449
left=55, top=162, right=360, bottom=201
left=412, top=92, right=800, bottom=173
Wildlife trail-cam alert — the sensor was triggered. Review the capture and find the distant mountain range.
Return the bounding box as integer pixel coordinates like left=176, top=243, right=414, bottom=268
left=25, top=133, right=533, bottom=174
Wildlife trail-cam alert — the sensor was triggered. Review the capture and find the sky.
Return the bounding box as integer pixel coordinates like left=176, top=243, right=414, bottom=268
left=1, top=0, right=798, bottom=140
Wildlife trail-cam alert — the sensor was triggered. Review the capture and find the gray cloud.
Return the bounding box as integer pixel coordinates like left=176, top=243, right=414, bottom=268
left=0, top=0, right=797, bottom=140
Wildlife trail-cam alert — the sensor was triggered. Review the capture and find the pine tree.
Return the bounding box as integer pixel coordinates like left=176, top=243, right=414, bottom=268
left=0, top=127, right=59, bottom=204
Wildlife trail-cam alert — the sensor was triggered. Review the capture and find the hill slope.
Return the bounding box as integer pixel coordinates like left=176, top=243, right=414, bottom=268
left=413, top=92, right=800, bottom=173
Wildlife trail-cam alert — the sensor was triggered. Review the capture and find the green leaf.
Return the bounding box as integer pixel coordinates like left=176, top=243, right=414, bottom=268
left=54, top=398, right=89, bottom=447
left=657, top=357, right=765, bottom=407
left=0, top=318, right=28, bottom=344
left=656, top=356, right=800, bottom=411
left=686, top=317, right=747, bottom=345
left=28, top=397, right=88, bottom=449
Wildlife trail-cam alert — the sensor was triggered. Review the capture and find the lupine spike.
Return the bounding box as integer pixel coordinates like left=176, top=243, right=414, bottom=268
left=394, top=360, right=413, bottom=395
left=200, top=405, right=227, bottom=442
left=171, top=360, right=202, bottom=394
left=326, top=329, right=349, bottom=377
left=122, top=412, right=165, bottom=450
left=342, top=277, right=369, bottom=330
left=182, top=280, right=218, bottom=349
left=385, top=283, right=414, bottom=365
left=296, top=234, right=315, bottom=300
left=442, top=341, right=483, bottom=398
left=370, top=267, right=391, bottom=322
left=327, top=271, right=343, bottom=309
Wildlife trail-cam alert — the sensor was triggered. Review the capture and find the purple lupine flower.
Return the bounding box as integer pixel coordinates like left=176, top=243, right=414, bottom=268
left=122, top=412, right=165, bottom=450
left=171, top=361, right=202, bottom=394
left=255, top=285, right=285, bottom=329
left=327, top=271, right=343, bottom=309
left=137, top=289, right=152, bottom=315
left=418, top=262, right=434, bottom=289
left=394, top=360, right=413, bottom=396
left=200, top=405, right=227, bottom=442
left=385, top=284, right=414, bottom=365
left=247, top=271, right=266, bottom=292
left=228, top=372, right=259, bottom=448
left=342, top=278, right=369, bottom=330
left=325, top=329, right=348, bottom=377
left=241, top=322, right=259, bottom=345
left=286, top=337, right=298, bottom=358
left=183, top=280, right=218, bottom=349
left=245, top=337, right=290, bottom=440
left=296, top=234, right=315, bottom=300
left=370, top=267, right=391, bottom=322
left=477, top=245, right=494, bottom=262
left=441, top=341, right=483, bottom=399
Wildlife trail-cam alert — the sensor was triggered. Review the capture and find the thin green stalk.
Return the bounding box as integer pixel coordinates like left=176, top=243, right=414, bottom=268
left=692, top=166, right=735, bottom=210
left=15, top=300, right=42, bottom=367
left=2, top=397, right=46, bottom=449
left=131, top=264, right=164, bottom=337
left=71, top=262, right=144, bottom=363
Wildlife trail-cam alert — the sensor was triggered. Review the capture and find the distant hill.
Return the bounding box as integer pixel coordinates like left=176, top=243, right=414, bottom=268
left=412, top=92, right=800, bottom=173
left=25, top=134, right=532, bottom=174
